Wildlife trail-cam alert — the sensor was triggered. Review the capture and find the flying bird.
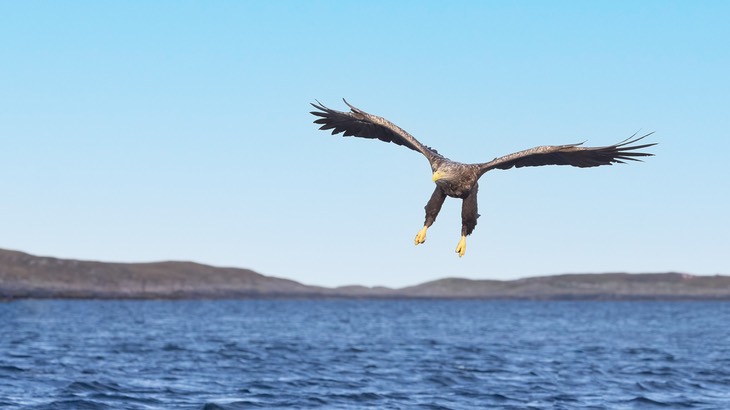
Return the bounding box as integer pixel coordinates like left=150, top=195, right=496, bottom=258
left=310, top=100, right=656, bottom=257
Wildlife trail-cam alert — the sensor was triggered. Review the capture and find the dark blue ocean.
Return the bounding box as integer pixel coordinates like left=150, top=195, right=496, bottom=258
left=2, top=300, right=730, bottom=409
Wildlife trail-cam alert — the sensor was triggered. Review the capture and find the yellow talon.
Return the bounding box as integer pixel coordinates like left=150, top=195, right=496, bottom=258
left=455, top=236, right=467, bottom=257
left=414, top=226, right=428, bottom=245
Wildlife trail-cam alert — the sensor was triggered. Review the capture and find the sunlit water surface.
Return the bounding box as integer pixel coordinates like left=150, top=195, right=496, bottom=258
left=2, top=299, right=730, bottom=409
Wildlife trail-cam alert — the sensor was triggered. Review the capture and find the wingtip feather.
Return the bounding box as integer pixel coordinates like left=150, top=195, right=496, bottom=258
left=343, top=98, right=364, bottom=114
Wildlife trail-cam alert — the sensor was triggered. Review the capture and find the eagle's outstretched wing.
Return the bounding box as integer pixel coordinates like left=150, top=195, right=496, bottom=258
left=478, top=132, right=656, bottom=175
left=310, top=100, right=443, bottom=164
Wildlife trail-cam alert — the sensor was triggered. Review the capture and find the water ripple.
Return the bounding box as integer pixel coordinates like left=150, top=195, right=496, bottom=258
left=2, top=300, right=730, bottom=409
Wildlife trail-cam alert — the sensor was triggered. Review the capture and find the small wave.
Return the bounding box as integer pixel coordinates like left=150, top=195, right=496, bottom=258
left=162, top=342, right=186, bottom=351
left=64, top=380, right=123, bottom=393
left=330, top=392, right=383, bottom=401
left=200, top=401, right=268, bottom=410
left=626, top=396, right=671, bottom=406
left=483, top=393, right=511, bottom=401
left=0, top=365, right=26, bottom=373
left=424, top=374, right=458, bottom=387
left=635, top=379, right=685, bottom=392
left=625, top=396, right=698, bottom=408
left=31, top=399, right=112, bottom=410
left=88, top=392, right=163, bottom=406
left=416, top=403, right=455, bottom=410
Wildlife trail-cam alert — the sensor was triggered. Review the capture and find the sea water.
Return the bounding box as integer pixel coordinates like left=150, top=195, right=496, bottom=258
left=2, top=299, right=730, bottom=409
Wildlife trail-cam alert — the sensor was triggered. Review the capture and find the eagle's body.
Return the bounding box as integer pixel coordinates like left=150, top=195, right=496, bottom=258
left=430, top=161, right=479, bottom=198
left=310, top=100, right=656, bottom=257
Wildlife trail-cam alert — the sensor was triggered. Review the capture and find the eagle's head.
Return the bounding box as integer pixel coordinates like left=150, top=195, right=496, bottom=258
left=431, top=165, right=460, bottom=184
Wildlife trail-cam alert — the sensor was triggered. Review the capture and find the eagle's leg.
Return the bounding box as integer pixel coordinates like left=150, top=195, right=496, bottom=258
left=456, top=184, right=479, bottom=257
left=415, top=187, right=447, bottom=245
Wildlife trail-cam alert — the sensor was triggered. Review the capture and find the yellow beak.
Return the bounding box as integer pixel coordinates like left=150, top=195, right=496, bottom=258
left=432, top=170, right=443, bottom=182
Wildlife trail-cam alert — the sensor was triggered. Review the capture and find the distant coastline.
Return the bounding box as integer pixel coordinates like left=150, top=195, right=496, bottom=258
left=1, top=248, right=728, bottom=301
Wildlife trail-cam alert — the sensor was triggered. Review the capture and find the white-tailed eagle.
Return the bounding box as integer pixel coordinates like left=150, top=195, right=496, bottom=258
left=311, top=100, right=656, bottom=257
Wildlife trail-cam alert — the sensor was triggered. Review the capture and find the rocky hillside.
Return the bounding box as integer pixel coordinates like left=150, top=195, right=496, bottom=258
left=0, top=248, right=330, bottom=299
left=1, top=248, right=728, bottom=300
left=399, top=273, right=730, bottom=300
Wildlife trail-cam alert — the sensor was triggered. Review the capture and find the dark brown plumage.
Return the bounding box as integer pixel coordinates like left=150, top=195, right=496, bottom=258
left=310, top=99, right=656, bottom=257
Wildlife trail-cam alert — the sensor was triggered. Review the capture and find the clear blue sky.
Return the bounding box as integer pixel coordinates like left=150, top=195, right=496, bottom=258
left=1, top=1, right=728, bottom=288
